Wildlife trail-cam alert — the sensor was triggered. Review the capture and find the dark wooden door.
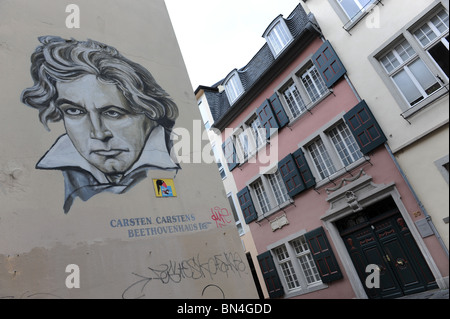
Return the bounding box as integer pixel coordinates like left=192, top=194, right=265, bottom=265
left=344, top=224, right=404, bottom=299
left=374, top=215, right=437, bottom=296
left=342, top=211, right=437, bottom=299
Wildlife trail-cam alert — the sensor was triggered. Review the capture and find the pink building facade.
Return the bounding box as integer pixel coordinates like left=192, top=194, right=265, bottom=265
left=204, top=4, right=448, bottom=299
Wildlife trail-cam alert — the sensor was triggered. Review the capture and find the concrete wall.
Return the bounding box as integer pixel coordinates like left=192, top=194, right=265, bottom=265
left=0, top=0, right=258, bottom=299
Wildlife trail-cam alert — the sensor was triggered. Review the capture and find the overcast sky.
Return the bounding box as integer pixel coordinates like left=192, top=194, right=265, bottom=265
left=164, top=0, right=302, bottom=90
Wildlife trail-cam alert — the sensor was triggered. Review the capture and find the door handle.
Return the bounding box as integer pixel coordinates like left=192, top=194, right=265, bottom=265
left=396, top=258, right=407, bottom=267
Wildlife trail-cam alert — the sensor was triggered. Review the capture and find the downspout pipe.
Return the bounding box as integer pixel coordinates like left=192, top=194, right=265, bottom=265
left=384, top=143, right=449, bottom=258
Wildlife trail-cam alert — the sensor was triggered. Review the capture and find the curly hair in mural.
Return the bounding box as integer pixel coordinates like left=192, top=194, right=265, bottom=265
left=21, top=36, right=180, bottom=213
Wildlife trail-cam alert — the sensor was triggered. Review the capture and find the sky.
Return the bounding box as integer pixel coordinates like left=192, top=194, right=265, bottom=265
left=164, top=0, right=302, bottom=90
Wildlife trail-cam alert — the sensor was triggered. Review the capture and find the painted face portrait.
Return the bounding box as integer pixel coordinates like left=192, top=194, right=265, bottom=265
left=21, top=36, right=180, bottom=213
left=56, top=74, right=157, bottom=180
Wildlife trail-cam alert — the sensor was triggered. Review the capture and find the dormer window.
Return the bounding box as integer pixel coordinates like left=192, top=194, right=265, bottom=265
left=224, top=71, right=244, bottom=104
left=264, top=17, right=293, bottom=57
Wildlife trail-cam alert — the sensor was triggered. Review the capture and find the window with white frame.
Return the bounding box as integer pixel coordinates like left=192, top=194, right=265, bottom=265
left=267, top=171, right=290, bottom=206
left=373, top=7, right=449, bottom=113
left=301, top=65, right=328, bottom=103
left=225, top=73, right=244, bottom=104
left=227, top=193, right=244, bottom=236
left=291, top=237, right=322, bottom=285
left=237, top=130, right=249, bottom=161
left=283, top=82, right=307, bottom=119
left=248, top=116, right=266, bottom=155
left=272, top=235, right=322, bottom=293
left=253, top=179, right=271, bottom=215
left=233, top=116, right=267, bottom=164
left=274, top=245, right=300, bottom=290
left=304, top=121, right=365, bottom=182
left=413, top=9, right=449, bottom=78
left=379, top=39, right=442, bottom=107
left=328, top=122, right=363, bottom=167
left=337, top=0, right=376, bottom=22
left=265, top=19, right=293, bottom=57
left=308, top=138, right=337, bottom=180
left=211, top=145, right=226, bottom=179
left=250, top=170, right=290, bottom=217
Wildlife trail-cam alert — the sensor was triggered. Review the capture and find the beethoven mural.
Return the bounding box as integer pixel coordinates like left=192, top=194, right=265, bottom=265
left=21, top=36, right=180, bottom=213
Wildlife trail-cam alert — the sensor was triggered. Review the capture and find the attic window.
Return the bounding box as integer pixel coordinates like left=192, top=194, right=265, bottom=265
left=224, top=72, right=244, bottom=104
left=264, top=18, right=293, bottom=57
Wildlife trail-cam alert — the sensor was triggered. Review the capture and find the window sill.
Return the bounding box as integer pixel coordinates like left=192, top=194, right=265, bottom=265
left=401, top=84, right=449, bottom=121
left=287, top=90, right=334, bottom=128
left=314, top=157, right=369, bottom=190
left=283, top=282, right=328, bottom=299
left=256, top=199, right=294, bottom=222
left=342, top=0, right=383, bottom=33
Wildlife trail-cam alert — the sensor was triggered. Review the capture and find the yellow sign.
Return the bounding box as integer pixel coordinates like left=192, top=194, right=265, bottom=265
left=153, top=179, right=177, bottom=198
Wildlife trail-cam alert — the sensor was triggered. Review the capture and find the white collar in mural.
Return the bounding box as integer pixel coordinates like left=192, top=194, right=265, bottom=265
left=37, top=125, right=178, bottom=184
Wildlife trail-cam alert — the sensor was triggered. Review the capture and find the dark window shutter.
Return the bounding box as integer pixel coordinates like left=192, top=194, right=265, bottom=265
left=256, top=100, right=279, bottom=140
left=237, top=187, right=257, bottom=224
left=268, top=93, right=289, bottom=129
left=278, top=154, right=306, bottom=198
left=305, top=227, right=343, bottom=283
left=292, top=148, right=316, bottom=189
left=222, top=138, right=238, bottom=171
left=257, top=251, right=284, bottom=299
left=344, top=100, right=387, bottom=155
left=312, top=40, right=347, bottom=88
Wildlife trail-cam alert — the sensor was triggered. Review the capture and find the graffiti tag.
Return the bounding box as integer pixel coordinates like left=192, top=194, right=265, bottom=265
left=210, top=207, right=233, bottom=228
left=122, top=251, right=246, bottom=299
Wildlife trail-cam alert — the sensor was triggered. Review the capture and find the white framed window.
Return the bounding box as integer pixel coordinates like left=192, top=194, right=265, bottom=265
left=237, top=130, right=249, bottom=161
left=232, top=114, right=268, bottom=165
left=308, top=138, right=337, bottom=180
left=301, top=65, right=328, bottom=103
left=276, top=61, right=332, bottom=123
left=291, top=237, right=321, bottom=285
left=274, top=245, right=300, bottom=290
left=379, top=39, right=442, bottom=107
left=227, top=193, right=244, bottom=236
left=328, top=122, right=363, bottom=167
left=248, top=116, right=266, bottom=155
left=283, top=82, right=307, bottom=119
left=267, top=171, right=290, bottom=206
left=224, top=72, right=244, bottom=104
left=372, top=6, right=449, bottom=114
left=413, top=9, right=449, bottom=79
left=250, top=170, right=290, bottom=217
left=253, top=179, right=271, bottom=215
left=271, top=235, right=322, bottom=294
left=302, top=120, right=365, bottom=183
left=337, top=0, right=376, bottom=22
left=264, top=18, right=293, bottom=57
left=211, top=145, right=226, bottom=179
